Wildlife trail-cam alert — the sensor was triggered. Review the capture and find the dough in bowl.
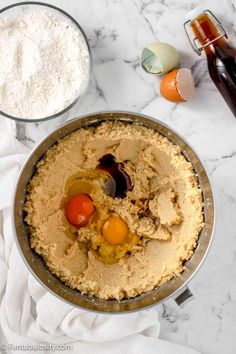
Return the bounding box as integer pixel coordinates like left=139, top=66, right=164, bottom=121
left=24, top=121, right=204, bottom=300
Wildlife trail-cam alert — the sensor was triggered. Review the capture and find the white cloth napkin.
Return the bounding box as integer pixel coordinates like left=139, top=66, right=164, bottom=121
left=0, top=119, right=201, bottom=354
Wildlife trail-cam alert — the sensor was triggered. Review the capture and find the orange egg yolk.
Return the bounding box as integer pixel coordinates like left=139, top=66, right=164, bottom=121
left=102, top=215, right=128, bottom=245
left=66, top=193, right=95, bottom=227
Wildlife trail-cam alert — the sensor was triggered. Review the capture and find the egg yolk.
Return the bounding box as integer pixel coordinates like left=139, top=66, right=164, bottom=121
left=102, top=215, right=128, bottom=245
left=66, top=193, right=95, bottom=227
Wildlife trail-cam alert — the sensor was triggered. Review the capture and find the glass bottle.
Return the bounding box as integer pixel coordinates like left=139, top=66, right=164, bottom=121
left=184, top=9, right=236, bottom=117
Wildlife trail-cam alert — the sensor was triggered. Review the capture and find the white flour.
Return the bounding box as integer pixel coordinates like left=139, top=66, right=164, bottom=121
left=0, top=9, right=90, bottom=119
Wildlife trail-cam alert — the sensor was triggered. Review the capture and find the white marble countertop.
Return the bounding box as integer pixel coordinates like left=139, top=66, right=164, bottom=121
left=1, top=0, right=236, bottom=353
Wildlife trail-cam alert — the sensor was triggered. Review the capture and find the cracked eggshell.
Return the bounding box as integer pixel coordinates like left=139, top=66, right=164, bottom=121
left=160, top=68, right=195, bottom=103
left=141, top=42, right=180, bottom=75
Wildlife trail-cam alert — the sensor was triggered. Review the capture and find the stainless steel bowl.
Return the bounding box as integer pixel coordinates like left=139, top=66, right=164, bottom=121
left=0, top=1, right=92, bottom=122
left=13, top=111, right=215, bottom=312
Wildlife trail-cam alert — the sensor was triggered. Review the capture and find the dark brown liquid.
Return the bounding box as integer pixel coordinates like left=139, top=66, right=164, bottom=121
left=191, top=13, right=236, bottom=117
left=206, top=45, right=236, bottom=117
left=96, top=154, right=132, bottom=198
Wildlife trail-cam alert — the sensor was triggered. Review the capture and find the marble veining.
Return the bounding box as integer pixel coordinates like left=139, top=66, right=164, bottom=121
left=1, top=0, right=236, bottom=353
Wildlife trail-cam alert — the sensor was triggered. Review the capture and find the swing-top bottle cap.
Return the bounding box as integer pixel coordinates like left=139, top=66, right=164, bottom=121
left=185, top=6, right=205, bottom=22
left=184, top=8, right=228, bottom=55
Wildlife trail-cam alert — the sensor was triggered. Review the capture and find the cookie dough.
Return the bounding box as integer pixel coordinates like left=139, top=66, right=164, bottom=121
left=24, top=121, right=204, bottom=300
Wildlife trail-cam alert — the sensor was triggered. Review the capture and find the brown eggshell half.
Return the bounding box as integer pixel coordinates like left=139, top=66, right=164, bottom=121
left=160, top=69, right=183, bottom=103
left=160, top=68, right=194, bottom=103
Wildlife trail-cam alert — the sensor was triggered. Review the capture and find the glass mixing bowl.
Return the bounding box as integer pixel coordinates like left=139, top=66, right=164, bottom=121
left=0, top=1, right=92, bottom=122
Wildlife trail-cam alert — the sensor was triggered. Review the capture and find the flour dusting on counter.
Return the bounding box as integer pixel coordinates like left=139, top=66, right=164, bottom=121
left=0, top=9, right=90, bottom=119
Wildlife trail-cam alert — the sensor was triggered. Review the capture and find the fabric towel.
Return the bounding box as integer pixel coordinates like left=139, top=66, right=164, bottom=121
left=0, top=119, right=201, bottom=354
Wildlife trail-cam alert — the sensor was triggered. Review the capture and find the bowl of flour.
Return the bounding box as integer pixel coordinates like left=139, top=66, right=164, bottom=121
left=0, top=2, right=91, bottom=122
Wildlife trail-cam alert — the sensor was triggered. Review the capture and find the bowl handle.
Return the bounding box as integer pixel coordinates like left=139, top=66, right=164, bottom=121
left=173, top=286, right=194, bottom=307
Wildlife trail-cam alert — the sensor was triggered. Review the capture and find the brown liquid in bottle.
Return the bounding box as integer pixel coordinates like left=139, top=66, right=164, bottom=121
left=190, top=12, right=236, bottom=117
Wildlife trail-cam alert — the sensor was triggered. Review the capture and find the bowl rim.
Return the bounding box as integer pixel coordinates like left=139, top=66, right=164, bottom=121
left=0, top=1, right=92, bottom=123
left=12, top=111, right=215, bottom=313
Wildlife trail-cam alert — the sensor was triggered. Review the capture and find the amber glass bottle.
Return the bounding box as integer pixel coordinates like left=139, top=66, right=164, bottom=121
left=185, top=10, right=236, bottom=117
